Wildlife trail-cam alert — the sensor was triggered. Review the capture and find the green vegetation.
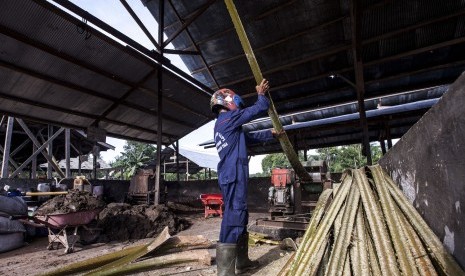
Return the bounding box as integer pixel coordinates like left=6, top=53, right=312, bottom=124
left=258, top=143, right=383, bottom=176
left=111, top=141, right=156, bottom=180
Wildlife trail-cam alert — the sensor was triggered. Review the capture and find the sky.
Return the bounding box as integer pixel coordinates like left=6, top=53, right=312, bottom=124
left=67, top=0, right=266, bottom=173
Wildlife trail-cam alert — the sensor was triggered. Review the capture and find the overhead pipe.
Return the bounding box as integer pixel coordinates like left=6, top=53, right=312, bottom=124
left=249, top=98, right=438, bottom=134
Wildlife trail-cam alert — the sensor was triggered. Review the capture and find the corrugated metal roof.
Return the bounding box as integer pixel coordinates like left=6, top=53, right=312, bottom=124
left=143, top=0, right=465, bottom=152
left=0, top=0, right=215, bottom=146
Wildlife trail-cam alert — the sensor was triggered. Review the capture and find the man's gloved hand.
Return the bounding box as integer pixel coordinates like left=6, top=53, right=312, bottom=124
left=256, top=79, right=270, bottom=95
left=271, top=128, right=285, bottom=138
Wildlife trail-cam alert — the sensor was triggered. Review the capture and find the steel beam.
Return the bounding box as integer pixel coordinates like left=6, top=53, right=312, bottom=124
left=16, top=119, right=65, bottom=178
left=120, top=0, right=161, bottom=51
left=163, top=49, right=200, bottom=55
left=0, top=145, right=19, bottom=170
left=93, top=69, right=157, bottom=125
left=167, top=0, right=220, bottom=89
left=47, top=0, right=213, bottom=94
left=0, top=46, right=204, bottom=127
left=10, top=126, right=64, bottom=178
left=163, top=0, right=215, bottom=47
left=10, top=139, right=30, bottom=158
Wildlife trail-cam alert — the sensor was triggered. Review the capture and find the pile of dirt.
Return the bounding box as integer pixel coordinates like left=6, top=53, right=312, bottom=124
left=97, top=203, right=191, bottom=241
left=35, top=190, right=105, bottom=215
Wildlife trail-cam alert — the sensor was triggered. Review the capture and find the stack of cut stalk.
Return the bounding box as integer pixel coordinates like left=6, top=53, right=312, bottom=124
left=280, top=165, right=465, bottom=276
left=41, top=227, right=212, bottom=276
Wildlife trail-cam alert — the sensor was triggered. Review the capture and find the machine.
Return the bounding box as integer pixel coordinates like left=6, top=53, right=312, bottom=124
left=251, top=160, right=332, bottom=239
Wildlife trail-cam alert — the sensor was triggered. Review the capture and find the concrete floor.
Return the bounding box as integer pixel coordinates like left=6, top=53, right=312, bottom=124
left=0, top=211, right=293, bottom=275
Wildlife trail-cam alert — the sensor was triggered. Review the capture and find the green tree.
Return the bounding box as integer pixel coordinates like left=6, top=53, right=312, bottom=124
left=259, top=144, right=383, bottom=175
left=111, top=141, right=156, bottom=180
left=316, top=143, right=382, bottom=172
left=260, top=151, right=305, bottom=176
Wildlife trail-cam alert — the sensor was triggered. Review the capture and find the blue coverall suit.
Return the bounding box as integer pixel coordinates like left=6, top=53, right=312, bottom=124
left=214, top=95, right=275, bottom=243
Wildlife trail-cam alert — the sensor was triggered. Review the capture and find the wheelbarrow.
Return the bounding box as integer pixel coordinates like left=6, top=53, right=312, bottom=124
left=33, top=209, right=101, bottom=254
left=199, top=194, right=223, bottom=219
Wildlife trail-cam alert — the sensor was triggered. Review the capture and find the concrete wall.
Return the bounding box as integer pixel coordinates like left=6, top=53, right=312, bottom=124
left=165, top=177, right=271, bottom=211
left=379, top=72, right=465, bottom=268
left=0, top=179, right=130, bottom=203
left=1, top=176, right=270, bottom=208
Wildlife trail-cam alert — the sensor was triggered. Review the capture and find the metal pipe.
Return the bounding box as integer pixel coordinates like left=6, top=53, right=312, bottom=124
left=249, top=99, right=438, bottom=134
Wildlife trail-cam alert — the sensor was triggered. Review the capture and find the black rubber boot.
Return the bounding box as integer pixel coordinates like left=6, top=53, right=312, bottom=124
left=235, top=233, right=259, bottom=274
left=216, top=243, right=237, bottom=276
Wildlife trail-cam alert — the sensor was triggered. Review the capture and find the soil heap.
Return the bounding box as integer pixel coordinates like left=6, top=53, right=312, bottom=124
left=97, top=203, right=191, bottom=241
left=35, top=190, right=105, bottom=215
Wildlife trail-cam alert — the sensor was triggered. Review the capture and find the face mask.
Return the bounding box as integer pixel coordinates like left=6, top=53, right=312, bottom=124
left=233, top=94, right=244, bottom=109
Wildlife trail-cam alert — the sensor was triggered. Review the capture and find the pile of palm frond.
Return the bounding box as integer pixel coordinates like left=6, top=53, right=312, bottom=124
left=280, top=165, right=464, bottom=276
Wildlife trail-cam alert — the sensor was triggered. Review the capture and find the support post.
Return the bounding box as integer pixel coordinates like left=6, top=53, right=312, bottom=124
left=78, top=142, right=82, bottom=175
left=93, top=144, right=99, bottom=179
left=1, top=117, right=14, bottom=178
left=176, top=140, right=180, bottom=182
left=65, top=128, right=71, bottom=178
left=154, top=0, right=165, bottom=205
left=31, top=143, right=37, bottom=179
left=47, top=125, right=53, bottom=178
left=351, top=0, right=372, bottom=165
left=380, top=140, right=387, bottom=155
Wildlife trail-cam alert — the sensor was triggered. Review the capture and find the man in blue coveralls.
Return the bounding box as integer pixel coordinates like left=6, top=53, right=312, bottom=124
left=210, top=79, right=280, bottom=275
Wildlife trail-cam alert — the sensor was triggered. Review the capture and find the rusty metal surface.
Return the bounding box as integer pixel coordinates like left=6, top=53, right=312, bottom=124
left=255, top=218, right=308, bottom=231
left=0, top=0, right=214, bottom=145
left=144, top=0, right=465, bottom=150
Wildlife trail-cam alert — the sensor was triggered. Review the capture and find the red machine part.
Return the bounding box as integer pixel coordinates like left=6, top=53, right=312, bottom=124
left=271, top=168, right=295, bottom=187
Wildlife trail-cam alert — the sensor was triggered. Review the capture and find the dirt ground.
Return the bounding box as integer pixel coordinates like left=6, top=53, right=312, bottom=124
left=0, top=211, right=293, bottom=276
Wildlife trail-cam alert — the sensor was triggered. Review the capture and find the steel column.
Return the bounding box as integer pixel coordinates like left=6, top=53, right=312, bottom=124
left=154, top=0, right=165, bottom=206
left=78, top=142, right=82, bottom=175
left=351, top=0, right=372, bottom=165
left=47, top=125, right=53, bottom=178
left=176, top=140, right=180, bottom=182
left=0, top=145, right=19, bottom=170
left=65, top=128, right=71, bottom=178
left=31, top=143, right=37, bottom=179
left=93, top=145, right=99, bottom=179
left=1, top=117, right=14, bottom=178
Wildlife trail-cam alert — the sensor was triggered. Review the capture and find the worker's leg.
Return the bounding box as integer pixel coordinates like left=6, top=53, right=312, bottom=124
left=217, top=180, right=243, bottom=275
left=233, top=166, right=258, bottom=274
left=219, top=181, right=247, bottom=243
